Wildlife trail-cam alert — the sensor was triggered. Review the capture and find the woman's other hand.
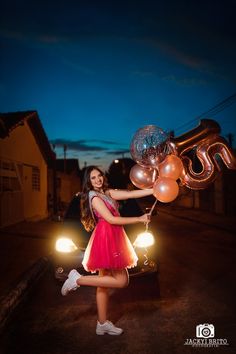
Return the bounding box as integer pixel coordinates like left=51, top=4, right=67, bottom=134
left=138, top=213, right=151, bottom=224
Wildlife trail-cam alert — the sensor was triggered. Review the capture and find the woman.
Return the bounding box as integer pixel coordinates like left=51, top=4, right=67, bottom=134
left=61, top=166, right=153, bottom=335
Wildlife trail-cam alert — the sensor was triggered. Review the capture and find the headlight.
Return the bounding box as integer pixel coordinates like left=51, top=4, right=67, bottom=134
left=133, top=231, right=155, bottom=248
left=55, top=237, right=78, bottom=253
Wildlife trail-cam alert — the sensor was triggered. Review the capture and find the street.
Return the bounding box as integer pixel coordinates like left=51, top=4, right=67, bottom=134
left=0, top=212, right=236, bottom=354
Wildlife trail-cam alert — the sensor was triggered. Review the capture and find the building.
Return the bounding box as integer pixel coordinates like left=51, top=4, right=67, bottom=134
left=55, top=158, right=81, bottom=216
left=0, top=111, right=56, bottom=227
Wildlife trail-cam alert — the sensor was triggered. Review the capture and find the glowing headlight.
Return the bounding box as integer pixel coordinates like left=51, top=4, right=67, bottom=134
left=133, top=231, right=155, bottom=248
left=55, top=237, right=78, bottom=253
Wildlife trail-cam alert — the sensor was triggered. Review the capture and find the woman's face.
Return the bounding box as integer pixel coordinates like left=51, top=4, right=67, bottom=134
left=90, top=169, right=104, bottom=190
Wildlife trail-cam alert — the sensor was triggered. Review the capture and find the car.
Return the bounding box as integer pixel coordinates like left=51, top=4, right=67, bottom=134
left=52, top=193, right=158, bottom=281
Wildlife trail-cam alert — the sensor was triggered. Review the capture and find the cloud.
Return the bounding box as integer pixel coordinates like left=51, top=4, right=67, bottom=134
left=131, top=70, right=154, bottom=77
left=162, top=75, right=207, bottom=87
left=50, top=139, right=107, bottom=152
left=0, top=29, right=26, bottom=41
left=37, top=35, right=63, bottom=44
left=1, top=2, right=234, bottom=82
left=49, top=138, right=127, bottom=153
left=89, top=139, right=120, bottom=145
left=105, top=149, right=130, bottom=155
left=61, top=58, right=94, bottom=75
left=140, top=36, right=208, bottom=72
left=50, top=139, right=131, bottom=167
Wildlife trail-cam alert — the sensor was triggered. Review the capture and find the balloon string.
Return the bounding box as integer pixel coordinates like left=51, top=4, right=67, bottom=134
left=149, top=199, right=158, bottom=216
left=144, top=248, right=149, bottom=265
left=145, top=199, right=158, bottom=231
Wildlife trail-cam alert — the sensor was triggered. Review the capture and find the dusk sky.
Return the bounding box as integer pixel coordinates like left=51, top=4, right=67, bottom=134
left=1, top=0, right=236, bottom=169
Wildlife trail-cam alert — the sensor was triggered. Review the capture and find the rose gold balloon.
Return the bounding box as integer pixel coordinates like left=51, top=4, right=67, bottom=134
left=180, top=135, right=236, bottom=189
left=167, top=119, right=236, bottom=190
left=153, top=177, right=179, bottom=203
left=168, top=119, right=221, bottom=156
left=129, top=164, right=158, bottom=189
left=159, top=154, right=184, bottom=180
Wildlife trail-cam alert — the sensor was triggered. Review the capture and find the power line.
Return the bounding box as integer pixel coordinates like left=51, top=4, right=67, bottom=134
left=175, top=93, right=236, bottom=133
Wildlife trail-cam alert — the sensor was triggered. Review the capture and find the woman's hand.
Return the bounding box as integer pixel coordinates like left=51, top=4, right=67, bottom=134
left=138, top=213, right=151, bottom=224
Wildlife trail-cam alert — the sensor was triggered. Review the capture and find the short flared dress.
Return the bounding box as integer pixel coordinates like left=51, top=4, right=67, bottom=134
left=82, top=191, right=138, bottom=273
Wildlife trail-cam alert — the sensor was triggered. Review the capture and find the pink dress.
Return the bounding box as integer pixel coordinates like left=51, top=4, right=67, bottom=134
left=82, top=191, right=138, bottom=273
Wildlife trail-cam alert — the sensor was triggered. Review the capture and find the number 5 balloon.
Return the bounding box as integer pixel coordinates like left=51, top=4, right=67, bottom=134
left=168, top=119, right=236, bottom=190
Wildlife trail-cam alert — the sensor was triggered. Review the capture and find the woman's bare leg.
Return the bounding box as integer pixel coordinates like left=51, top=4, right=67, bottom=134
left=96, top=269, right=110, bottom=324
left=77, top=268, right=129, bottom=288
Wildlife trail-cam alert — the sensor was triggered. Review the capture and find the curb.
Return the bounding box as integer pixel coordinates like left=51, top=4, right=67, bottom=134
left=0, top=256, right=49, bottom=333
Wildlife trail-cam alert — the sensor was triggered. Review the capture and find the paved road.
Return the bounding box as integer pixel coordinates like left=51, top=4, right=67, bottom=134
left=1, top=213, right=236, bottom=354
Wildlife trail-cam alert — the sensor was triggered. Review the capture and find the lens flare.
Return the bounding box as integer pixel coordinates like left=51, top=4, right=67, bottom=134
left=133, top=231, right=155, bottom=248
left=55, top=237, right=78, bottom=253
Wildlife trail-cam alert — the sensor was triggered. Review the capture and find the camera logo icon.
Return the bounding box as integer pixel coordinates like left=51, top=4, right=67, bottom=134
left=196, top=324, right=215, bottom=338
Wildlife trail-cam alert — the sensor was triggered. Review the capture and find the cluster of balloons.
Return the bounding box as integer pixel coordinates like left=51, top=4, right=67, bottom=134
left=130, top=120, right=236, bottom=203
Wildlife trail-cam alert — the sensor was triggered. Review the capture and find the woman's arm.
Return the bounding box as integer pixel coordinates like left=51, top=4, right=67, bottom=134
left=108, top=188, right=153, bottom=201
left=92, top=197, right=150, bottom=225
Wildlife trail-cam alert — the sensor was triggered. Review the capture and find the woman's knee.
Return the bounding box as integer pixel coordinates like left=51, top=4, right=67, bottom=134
left=114, top=270, right=129, bottom=288
left=97, top=286, right=109, bottom=295
left=121, top=276, right=129, bottom=288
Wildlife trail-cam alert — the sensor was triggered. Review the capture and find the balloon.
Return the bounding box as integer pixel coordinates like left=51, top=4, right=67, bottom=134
left=130, top=119, right=236, bottom=192
left=168, top=119, right=236, bottom=190
left=153, top=177, right=179, bottom=203
left=129, top=164, right=158, bottom=189
left=130, top=125, right=169, bottom=167
left=168, top=119, right=221, bottom=156
left=158, top=154, right=184, bottom=180
left=180, top=135, right=236, bottom=189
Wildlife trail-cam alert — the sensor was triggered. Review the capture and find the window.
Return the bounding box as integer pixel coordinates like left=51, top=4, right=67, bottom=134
left=2, top=161, right=14, bottom=171
left=0, top=159, right=21, bottom=192
left=32, top=167, right=40, bottom=191
left=2, top=176, right=10, bottom=191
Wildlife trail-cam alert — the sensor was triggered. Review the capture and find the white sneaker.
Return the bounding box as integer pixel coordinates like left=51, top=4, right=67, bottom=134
left=61, top=269, right=81, bottom=296
left=96, top=321, right=123, bottom=335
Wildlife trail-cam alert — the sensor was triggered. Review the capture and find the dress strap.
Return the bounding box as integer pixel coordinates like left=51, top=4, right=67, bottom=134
left=88, top=191, right=98, bottom=224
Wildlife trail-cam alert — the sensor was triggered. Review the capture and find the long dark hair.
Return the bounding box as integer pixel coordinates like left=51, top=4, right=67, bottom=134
left=80, top=166, right=109, bottom=231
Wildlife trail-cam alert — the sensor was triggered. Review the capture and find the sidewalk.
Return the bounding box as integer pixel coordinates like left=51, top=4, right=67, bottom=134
left=0, top=218, right=62, bottom=296
left=0, top=218, right=63, bottom=331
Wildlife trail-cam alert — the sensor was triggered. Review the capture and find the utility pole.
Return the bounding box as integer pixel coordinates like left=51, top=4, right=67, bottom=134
left=63, top=144, right=67, bottom=173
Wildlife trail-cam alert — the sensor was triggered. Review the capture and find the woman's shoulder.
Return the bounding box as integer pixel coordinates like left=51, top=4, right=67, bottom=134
left=89, top=190, right=98, bottom=199
left=89, top=190, right=106, bottom=202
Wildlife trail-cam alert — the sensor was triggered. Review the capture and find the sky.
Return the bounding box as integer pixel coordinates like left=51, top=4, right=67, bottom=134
left=1, top=0, right=236, bottom=170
